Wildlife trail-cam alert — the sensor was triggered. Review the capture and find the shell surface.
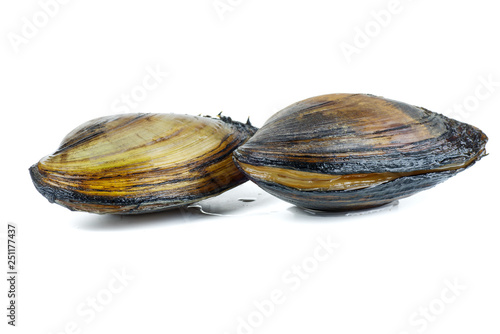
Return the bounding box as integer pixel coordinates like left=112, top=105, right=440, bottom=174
left=30, top=113, right=256, bottom=214
left=233, top=94, right=488, bottom=211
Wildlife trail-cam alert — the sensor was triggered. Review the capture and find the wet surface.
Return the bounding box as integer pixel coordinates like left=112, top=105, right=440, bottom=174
left=187, top=183, right=289, bottom=217
left=188, top=182, right=399, bottom=218
left=73, top=182, right=401, bottom=230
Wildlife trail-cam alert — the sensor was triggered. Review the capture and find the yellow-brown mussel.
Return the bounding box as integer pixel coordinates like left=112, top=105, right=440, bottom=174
left=30, top=113, right=257, bottom=214
left=233, top=93, right=488, bottom=211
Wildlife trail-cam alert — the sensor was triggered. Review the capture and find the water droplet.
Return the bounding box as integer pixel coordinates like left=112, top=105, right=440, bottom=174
left=238, top=198, right=256, bottom=203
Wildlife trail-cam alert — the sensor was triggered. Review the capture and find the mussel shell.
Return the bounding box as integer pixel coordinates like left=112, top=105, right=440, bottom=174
left=30, top=113, right=256, bottom=214
left=233, top=94, right=488, bottom=211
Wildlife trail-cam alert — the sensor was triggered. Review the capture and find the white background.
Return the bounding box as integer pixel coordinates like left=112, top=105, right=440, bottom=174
left=1, top=0, right=499, bottom=333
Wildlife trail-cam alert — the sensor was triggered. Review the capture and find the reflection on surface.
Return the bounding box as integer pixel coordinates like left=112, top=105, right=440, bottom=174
left=288, top=200, right=399, bottom=217
left=188, top=182, right=289, bottom=217
left=72, top=206, right=205, bottom=231
left=73, top=182, right=400, bottom=230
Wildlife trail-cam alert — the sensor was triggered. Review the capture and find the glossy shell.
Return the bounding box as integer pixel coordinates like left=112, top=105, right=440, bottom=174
left=233, top=94, right=488, bottom=211
left=30, top=113, right=256, bottom=214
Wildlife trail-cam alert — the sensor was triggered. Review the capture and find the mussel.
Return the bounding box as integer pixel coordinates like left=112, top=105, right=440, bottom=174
left=233, top=93, right=488, bottom=211
left=30, top=113, right=257, bottom=214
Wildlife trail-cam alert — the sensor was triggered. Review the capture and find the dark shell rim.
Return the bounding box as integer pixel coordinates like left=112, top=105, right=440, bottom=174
left=29, top=163, right=248, bottom=213
left=244, top=168, right=462, bottom=211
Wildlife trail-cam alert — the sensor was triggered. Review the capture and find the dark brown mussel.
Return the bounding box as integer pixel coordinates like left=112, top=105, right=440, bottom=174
left=233, top=94, right=488, bottom=211
left=30, top=113, right=257, bottom=214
